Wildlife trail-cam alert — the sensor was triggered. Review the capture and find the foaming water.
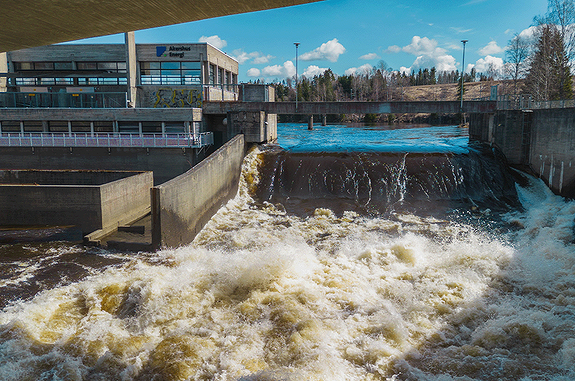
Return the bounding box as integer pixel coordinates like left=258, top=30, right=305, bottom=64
left=0, top=146, right=574, bottom=380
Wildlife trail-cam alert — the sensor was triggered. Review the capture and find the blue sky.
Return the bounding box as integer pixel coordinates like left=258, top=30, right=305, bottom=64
left=72, top=0, right=548, bottom=82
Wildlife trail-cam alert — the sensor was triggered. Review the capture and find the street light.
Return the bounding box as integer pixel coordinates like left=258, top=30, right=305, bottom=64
left=294, top=42, right=300, bottom=111
left=460, top=39, right=468, bottom=114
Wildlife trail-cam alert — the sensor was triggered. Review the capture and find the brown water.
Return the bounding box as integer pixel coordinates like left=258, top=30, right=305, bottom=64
left=0, top=146, right=574, bottom=380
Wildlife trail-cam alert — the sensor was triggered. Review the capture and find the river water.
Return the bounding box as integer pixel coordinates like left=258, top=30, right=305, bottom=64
left=1, top=123, right=575, bottom=380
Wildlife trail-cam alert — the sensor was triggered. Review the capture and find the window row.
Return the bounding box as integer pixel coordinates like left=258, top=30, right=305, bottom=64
left=13, top=62, right=127, bottom=73
left=12, top=77, right=128, bottom=86
left=140, top=62, right=202, bottom=85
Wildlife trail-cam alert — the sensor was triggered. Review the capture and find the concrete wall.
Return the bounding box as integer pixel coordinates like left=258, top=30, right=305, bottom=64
left=470, top=108, right=575, bottom=198
left=0, top=184, right=102, bottom=232
left=139, top=87, right=203, bottom=108
left=226, top=111, right=278, bottom=143
left=151, top=134, right=245, bottom=249
left=239, top=84, right=275, bottom=102
left=0, top=170, right=153, bottom=234
left=0, top=169, right=139, bottom=185
left=529, top=108, right=575, bottom=197
left=0, top=147, right=208, bottom=185
left=100, top=171, right=153, bottom=234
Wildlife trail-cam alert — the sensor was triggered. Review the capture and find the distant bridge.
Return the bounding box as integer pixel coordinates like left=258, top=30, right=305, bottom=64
left=203, top=100, right=498, bottom=115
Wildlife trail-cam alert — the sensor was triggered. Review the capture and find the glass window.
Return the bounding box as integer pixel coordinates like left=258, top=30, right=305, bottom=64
left=14, top=62, right=34, bottom=71
left=54, top=62, right=73, bottom=70
left=35, top=62, right=54, bottom=70
left=181, top=62, right=201, bottom=70
left=55, top=78, right=74, bottom=85
left=77, top=62, right=98, bottom=70
left=161, top=62, right=180, bottom=70
left=15, top=78, right=37, bottom=85
left=39, top=78, right=56, bottom=85
left=141, top=62, right=160, bottom=70
left=209, top=64, right=215, bottom=84
left=97, top=62, right=118, bottom=70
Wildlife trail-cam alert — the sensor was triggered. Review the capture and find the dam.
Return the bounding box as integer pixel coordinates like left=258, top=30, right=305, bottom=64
left=0, top=122, right=574, bottom=380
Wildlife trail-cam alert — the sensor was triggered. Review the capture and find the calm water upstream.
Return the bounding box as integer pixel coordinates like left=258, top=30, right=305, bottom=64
left=0, top=123, right=574, bottom=380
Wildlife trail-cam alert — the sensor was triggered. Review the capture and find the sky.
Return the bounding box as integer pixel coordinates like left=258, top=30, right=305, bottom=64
left=69, top=0, right=549, bottom=82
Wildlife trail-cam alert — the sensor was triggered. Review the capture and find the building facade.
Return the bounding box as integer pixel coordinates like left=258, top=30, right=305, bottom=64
left=0, top=33, right=239, bottom=110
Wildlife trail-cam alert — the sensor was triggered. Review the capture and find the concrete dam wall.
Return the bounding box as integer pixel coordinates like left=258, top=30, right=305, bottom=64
left=151, top=134, right=245, bottom=249
left=470, top=108, right=575, bottom=198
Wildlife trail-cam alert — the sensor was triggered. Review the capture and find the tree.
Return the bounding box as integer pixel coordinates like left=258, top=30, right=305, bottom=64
left=537, top=0, right=575, bottom=64
left=505, top=33, right=531, bottom=94
left=456, top=72, right=466, bottom=101
left=524, top=24, right=573, bottom=100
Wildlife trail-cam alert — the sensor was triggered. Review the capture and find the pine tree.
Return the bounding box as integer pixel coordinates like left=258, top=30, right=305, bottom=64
left=524, top=24, right=573, bottom=100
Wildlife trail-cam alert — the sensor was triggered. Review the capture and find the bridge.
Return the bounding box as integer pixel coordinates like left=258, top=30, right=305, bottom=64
left=203, top=100, right=497, bottom=115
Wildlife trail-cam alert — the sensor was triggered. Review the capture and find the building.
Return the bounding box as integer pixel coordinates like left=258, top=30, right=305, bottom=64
left=1, top=34, right=238, bottom=107
left=0, top=33, right=238, bottom=136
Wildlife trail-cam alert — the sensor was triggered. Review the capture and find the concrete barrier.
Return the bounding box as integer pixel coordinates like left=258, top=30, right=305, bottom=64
left=0, top=169, right=153, bottom=237
left=151, top=134, right=245, bottom=249
left=470, top=108, right=575, bottom=198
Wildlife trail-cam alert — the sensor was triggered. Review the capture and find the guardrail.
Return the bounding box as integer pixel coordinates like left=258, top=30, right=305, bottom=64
left=496, top=95, right=575, bottom=110
left=0, top=132, right=214, bottom=148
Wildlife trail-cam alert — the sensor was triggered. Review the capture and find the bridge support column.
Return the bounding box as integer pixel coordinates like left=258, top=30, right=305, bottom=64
left=308, top=115, right=313, bottom=130
left=322, top=114, right=327, bottom=126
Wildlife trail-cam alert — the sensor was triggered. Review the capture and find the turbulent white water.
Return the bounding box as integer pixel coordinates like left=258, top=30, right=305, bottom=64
left=0, top=147, right=575, bottom=380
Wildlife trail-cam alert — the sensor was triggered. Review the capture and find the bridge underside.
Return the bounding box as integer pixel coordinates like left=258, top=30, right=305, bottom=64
left=0, top=0, right=321, bottom=52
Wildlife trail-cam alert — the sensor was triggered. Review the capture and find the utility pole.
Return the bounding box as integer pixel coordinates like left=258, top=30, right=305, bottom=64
left=294, top=42, right=300, bottom=112
left=460, top=39, right=468, bottom=114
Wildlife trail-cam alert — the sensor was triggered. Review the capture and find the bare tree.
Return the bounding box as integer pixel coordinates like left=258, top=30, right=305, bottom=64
left=505, top=33, right=531, bottom=94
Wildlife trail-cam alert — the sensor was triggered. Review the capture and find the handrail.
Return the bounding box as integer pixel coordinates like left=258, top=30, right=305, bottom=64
left=0, top=132, right=214, bottom=148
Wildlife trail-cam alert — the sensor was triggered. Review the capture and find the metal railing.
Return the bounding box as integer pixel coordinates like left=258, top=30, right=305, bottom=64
left=0, top=92, right=128, bottom=108
left=496, top=94, right=575, bottom=110
left=0, top=132, right=214, bottom=148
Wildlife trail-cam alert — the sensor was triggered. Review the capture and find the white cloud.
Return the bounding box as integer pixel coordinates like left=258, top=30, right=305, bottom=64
left=345, top=63, right=373, bottom=76
left=359, top=53, right=379, bottom=60
left=451, top=27, right=473, bottom=34
left=199, top=35, right=227, bottom=50
left=390, top=36, right=457, bottom=72
left=260, top=61, right=296, bottom=79
left=470, top=55, right=504, bottom=74
left=387, top=45, right=402, bottom=53
left=303, top=65, right=328, bottom=77
left=478, top=41, right=505, bottom=56
left=400, top=67, right=411, bottom=75
left=247, top=68, right=261, bottom=77
left=518, top=26, right=540, bottom=44
left=232, top=49, right=275, bottom=65
left=300, top=38, right=346, bottom=62
left=253, top=54, right=274, bottom=64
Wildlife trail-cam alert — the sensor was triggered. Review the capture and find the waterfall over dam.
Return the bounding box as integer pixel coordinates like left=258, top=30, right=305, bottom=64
left=0, top=123, right=574, bottom=380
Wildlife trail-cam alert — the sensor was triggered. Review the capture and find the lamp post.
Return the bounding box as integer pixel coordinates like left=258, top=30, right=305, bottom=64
left=294, top=42, right=300, bottom=111
left=460, top=39, right=468, bottom=113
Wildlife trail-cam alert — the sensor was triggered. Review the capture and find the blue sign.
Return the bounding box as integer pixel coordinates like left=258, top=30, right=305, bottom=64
left=156, top=46, right=167, bottom=57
